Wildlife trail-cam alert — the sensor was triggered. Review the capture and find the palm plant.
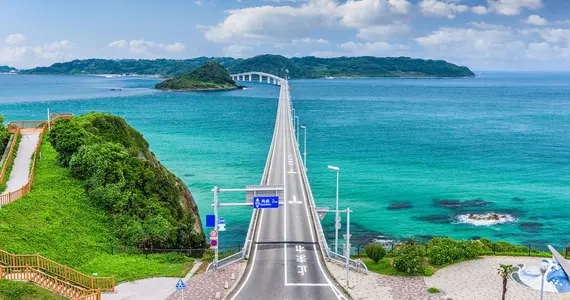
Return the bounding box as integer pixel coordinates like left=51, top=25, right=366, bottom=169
left=497, top=264, right=513, bottom=300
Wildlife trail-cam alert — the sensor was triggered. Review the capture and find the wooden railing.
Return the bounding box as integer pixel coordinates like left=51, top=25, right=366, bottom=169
left=0, top=124, right=45, bottom=207
left=0, top=127, right=20, bottom=185
left=0, top=265, right=101, bottom=300
left=0, top=249, right=114, bottom=292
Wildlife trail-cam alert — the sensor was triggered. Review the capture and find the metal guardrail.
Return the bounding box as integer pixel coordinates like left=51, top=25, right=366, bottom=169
left=206, top=251, right=244, bottom=273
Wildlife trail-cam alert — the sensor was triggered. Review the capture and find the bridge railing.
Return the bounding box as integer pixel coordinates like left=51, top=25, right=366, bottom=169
left=283, top=83, right=367, bottom=273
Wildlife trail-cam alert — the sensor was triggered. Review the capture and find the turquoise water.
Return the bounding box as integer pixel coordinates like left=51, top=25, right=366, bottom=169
left=0, top=73, right=569, bottom=250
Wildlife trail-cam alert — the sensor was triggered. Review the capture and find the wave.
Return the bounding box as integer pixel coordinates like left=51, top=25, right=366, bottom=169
left=456, top=213, right=517, bottom=226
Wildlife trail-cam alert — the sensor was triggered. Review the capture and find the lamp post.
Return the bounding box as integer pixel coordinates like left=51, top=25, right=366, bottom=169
left=292, top=108, right=296, bottom=131
left=345, top=208, right=351, bottom=288
left=300, top=125, right=307, bottom=170
left=328, top=165, right=340, bottom=254
left=539, top=260, right=549, bottom=300
left=295, top=116, right=299, bottom=143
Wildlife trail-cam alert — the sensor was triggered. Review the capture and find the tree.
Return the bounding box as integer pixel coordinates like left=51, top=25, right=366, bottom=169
left=497, top=264, right=513, bottom=300
left=365, top=244, right=386, bottom=263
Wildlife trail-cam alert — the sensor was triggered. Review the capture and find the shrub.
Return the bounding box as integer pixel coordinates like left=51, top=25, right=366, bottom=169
left=427, top=237, right=481, bottom=267
left=427, top=287, right=440, bottom=294
left=393, top=241, right=424, bottom=274
left=365, top=244, right=386, bottom=263
left=423, top=267, right=435, bottom=276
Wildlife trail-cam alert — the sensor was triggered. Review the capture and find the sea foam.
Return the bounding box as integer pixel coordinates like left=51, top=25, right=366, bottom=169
left=456, top=213, right=517, bottom=226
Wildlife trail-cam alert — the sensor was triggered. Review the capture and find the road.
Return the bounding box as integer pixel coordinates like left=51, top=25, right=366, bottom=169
left=231, top=81, right=347, bottom=299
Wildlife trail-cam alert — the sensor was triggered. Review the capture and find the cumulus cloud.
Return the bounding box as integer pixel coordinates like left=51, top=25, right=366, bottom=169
left=487, top=0, right=542, bottom=16
left=524, top=14, right=547, bottom=26
left=419, top=0, right=469, bottom=19
left=0, top=40, right=75, bottom=68
left=204, top=0, right=412, bottom=44
left=471, top=5, right=488, bottom=14
left=5, top=34, right=26, bottom=45
left=108, top=39, right=186, bottom=56
left=292, top=37, right=329, bottom=45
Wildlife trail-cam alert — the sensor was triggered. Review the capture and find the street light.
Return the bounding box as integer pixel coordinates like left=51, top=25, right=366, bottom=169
left=300, top=125, right=307, bottom=170
left=292, top=108, right=296, bottom=130
left=539, top=259, right=549, bottom=300
left=295, top=116, right=299, bottom=143
left=328, top=165, right=340, bottom=254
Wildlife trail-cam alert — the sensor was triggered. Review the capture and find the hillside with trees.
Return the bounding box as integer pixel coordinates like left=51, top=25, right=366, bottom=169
left=155, top=61, right=240, bottom=91
left=0, top=65, right=17, bottom=73
left=20, top=55, right=475, bottom=78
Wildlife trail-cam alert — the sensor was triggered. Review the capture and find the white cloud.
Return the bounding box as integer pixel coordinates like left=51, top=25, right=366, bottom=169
left=487, top=0, right=542, bottom=16
left=204, top=0, right=412, bottom=44
left=108, top=39, right=185, bottom=56
left=524, top=14, right=547, bottom=26
left=292, top=37, right=329, bottom=45
left=471, top=6, right=488, bottom=14
left=526, top=28, right=570, bottom=44
left=356, top=23, right=410, bottom=40
left=194, top=1, right=202, bottom=5
left=419, top=0, right=469, bottom=19
left=0, top=40, right=75, bottom=68
left=223, top=44, right=253, bottom=58
left=5, top=34, right=26, bottom=45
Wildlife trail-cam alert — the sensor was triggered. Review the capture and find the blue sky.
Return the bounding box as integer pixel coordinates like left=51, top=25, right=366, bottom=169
left=1, top=0, right=570, bottom=71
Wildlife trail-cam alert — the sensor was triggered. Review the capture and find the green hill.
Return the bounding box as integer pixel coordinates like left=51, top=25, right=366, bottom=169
left=20, top=55, right=475, bottom=78
left=0, top=65, right=17, bottom=73
left=155, top=61, right=240, bottom=91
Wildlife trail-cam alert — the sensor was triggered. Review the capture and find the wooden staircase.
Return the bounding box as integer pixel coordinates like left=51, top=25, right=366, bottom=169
left=0, top=249, right=114, bottom=300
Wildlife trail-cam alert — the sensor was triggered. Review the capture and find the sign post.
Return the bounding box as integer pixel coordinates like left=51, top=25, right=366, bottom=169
left=175, top=279, right=186, bottom=300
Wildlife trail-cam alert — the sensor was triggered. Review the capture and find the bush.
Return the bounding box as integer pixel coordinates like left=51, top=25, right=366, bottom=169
left=427, top=237, right=481, bottom=267
left=365, top=244, right=386, bottom=263
left=427, top=287, right=440, bottom=294
left=393, top=241, right=424, bottom=274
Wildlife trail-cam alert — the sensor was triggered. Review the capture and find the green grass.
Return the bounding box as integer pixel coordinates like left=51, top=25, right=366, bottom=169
left=0, top=280, right=65, bottom=300
left=0, top=139, right=195, bottom=283
left=427, top=287, right=441, bottom=294
left=0, top=133, right=22, bottom=192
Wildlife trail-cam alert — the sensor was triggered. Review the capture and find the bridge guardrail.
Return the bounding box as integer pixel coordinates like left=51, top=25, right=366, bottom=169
left=283, top=83, right=368, bottom=273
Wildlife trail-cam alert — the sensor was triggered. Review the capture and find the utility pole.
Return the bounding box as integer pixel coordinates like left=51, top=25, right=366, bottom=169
left=328, top=166, right=340, bottom=254
left=346, top=208, right=351, bottom=288
left=213, top=186, right=219, bottom=270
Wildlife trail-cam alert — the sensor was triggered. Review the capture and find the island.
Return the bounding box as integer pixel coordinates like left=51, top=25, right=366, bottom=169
left=155, top=61, right=241, bottom=91
left=19, top=55, right=475, bottom=78
left=0, top=65, right=17, bottom=73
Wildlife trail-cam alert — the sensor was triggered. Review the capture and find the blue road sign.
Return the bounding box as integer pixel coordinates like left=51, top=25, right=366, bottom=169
left=218, top=217, right=225, bottom=225
left=206, top=214, right=215, bottom=227
left=253, top=196, right=279, bottom=208
left=176, top=279, right=186, bottom=290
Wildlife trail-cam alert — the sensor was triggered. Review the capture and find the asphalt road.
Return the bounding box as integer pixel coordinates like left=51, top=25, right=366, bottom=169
left=232, top=81, right=347, bottom=300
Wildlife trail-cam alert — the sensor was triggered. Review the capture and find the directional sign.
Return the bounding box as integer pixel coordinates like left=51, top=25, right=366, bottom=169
left=218, top=218, right=226, bottom=231
left=343, top=234, right=352, bottom=240
left=175, top=279, right=186, bottom=290
left=253, top=196, right=279, bottom=209
left=205, top=214, right=215, bottom=227
left=209, top=229, right=218, bottom=238
left=335, top=223, right=342, bottom=230
left=210, top=239, right=218, bottom=249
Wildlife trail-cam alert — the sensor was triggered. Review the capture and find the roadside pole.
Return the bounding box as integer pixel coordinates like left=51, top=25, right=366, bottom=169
left=213, top=186, right=219, bottom=270
left=346, top=208, right=351, bottom=288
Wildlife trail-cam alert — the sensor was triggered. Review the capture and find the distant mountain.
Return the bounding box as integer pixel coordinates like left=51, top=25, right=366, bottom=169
left=20, top=55, right=475, bottom=78
left=155, top=61, right=240, bottom=91
left=0, top=66, right=17, bottom=73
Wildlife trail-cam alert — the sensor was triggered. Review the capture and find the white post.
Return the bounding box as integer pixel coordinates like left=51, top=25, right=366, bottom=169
left=292, top=109, right=296, bottom=131
left=268, top=76, right=271, bottom=84
left=181, top=289, right=184, bottom=300
left=346, top=208, right=350, bottom=288
left=47, top=108, right=50, bottom=131
left=335, top=169, right=339, bottom=254
left=302, top=126, right=307, bottom=170
left=540, top=272, right=545, bottom=300
left=214, top=186, right=219, bottom=270
left=295, top=116, right=299, bottom=143
left=249, top=74, right=252, bottom=82
left=260, top=75, right=262, bottom=83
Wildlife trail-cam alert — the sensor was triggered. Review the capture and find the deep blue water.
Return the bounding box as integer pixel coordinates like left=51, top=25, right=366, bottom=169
left=0, top=72, right=568, bottom=250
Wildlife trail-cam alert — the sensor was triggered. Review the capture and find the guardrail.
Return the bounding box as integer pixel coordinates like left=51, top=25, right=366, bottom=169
left=0, top=265, right=101, bottom=300
left=0, top=249, right=114, bottom=292
left=283, top=82, right=367, bottom=273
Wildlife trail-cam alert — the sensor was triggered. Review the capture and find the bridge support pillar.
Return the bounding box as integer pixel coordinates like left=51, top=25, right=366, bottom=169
left=242, top=75, right=245, bottom=81
left=278, top=81, right=281, bottom=86
left=267, top=77, right=271, bottom=84
left=260, top=75, right=263, bottom=83
left=273, top=79, right=276, bottom=85
left=249, top=74, right=252, bottom=82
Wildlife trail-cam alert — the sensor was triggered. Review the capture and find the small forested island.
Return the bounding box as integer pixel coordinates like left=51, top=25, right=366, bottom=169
left=0, top=65, right=17, bottom=73
left=20, top=54, right=475, bottom=78
left=155, top=61, right=241, bottom=91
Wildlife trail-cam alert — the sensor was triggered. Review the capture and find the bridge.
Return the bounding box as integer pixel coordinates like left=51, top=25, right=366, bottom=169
left=212, top=73, right=365, bottom=299
left=230, top=72, right=286, bottom=86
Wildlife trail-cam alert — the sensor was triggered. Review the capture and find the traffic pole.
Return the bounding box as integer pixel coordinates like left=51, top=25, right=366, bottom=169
left=214, top=186, right=219, bottom=270
left=346, top=208, right=351, bottom=288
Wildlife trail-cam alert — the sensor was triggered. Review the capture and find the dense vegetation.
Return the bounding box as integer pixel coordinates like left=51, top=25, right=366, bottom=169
left=361, top=237, right=554, bottom=276
left=0, top=114, right=11, bottom=155
left=20, top=55, right=475, bottom=78
left=0, top=66, right=17, bottom=73
left=155, top=61, right=239, bottom=91
left=0, top=140, right=194, bottom=282
left=49, top=113, right=206, bottom=249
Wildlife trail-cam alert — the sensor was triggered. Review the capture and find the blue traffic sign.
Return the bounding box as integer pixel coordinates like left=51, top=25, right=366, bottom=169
left=205, top=214, right=215, bottom=227
left=253, top=196, right=279, bottom=208
left=175, top=279, right=186, bottom=290
left=218, top=218, right=225, bottom=225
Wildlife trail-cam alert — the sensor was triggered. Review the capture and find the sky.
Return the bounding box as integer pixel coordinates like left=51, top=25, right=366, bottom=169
left=1, top=0, right=570, bottom=71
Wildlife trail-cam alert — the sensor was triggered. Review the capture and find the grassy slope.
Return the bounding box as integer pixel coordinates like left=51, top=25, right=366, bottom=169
left=0, top=138, right=193, bottom=282
left=0, top=280, right=65, bottom=300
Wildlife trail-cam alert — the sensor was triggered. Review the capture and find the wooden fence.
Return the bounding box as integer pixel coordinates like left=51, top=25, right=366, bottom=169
left=0, top=124, right=45, bottom=207
left=0, top=127, right=21, bottom=185
left=0, top=249, right=114, bottom=292
left=0, top=265, right=101, bottom=300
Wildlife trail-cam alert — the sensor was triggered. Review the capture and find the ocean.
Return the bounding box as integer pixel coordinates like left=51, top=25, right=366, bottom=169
left=0, top=72, right=568, bottom=250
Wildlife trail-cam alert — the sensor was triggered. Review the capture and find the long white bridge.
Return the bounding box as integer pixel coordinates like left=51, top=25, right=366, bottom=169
left=230, top=72, right=286, bottom=86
